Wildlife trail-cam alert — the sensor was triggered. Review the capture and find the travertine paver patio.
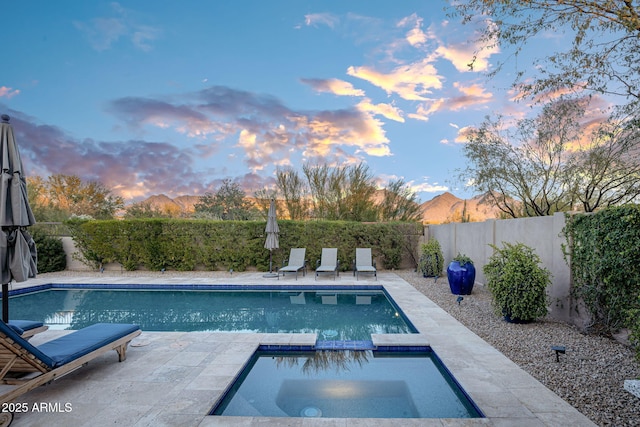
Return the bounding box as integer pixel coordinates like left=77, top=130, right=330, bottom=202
left=5, top=271, right=595, bottom=426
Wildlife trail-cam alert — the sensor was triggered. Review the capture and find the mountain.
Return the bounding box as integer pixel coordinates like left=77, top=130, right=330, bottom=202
left=133, top=192, right=502, bottom=223
left=419, top=192, right=502, bottom=224
left=135, top=194, right=200, bottom=215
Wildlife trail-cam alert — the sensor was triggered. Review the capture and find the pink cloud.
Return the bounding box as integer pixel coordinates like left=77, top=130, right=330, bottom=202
left=347, top=57, right=442, bottom=101
left=0, top=86, right=20, bottom=99
left=301, top=78, right=365, bottom=97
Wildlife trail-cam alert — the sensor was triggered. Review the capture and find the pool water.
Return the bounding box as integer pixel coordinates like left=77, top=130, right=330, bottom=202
left=211, top=349, right=483, bottom=419
left=7, top=287, right=415, bottom=340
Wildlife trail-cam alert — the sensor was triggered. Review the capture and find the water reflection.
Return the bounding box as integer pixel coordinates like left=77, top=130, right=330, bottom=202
left=275, top=350, right=371, bottom=374
left=8, top=289, right=414, bottom=339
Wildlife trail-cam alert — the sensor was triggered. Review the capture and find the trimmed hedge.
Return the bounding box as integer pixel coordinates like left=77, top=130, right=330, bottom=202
left=564, top=205, right=640, bottom=334
left=30, top=227, right=67, bottom=273
left=66, top=218, right=422, bottom=272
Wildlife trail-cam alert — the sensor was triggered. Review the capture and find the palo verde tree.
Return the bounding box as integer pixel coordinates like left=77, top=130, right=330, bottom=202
left=303, top=162, right=378, bottom=221
left=378, top=179, right=422, bottom=222
left=27, top=174, right=124, bottom=220
left=449, top=1, right=640, bottom=111
left=564, top=108, right=640, bottom=211
left=461, top=99, right=584, bottom=217
left=275, top=166, right=308, bottom=220
left=274, top=163, right=424, bottom=222
left=461, top=98, right=640, bottom=217
left=194, top=178, right=259, bottom=220
left=252, top=188, right=279, bottom=220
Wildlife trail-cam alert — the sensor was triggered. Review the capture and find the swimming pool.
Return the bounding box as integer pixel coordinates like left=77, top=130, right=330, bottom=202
left=7, top=285, right=416, bottom=340
left=211, top=348, right=483, bottom=419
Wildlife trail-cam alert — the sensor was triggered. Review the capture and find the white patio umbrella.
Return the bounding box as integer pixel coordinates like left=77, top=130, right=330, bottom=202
left=263, top=199, right=279, bottom=278
left=1, top=114, right=37, bottom=322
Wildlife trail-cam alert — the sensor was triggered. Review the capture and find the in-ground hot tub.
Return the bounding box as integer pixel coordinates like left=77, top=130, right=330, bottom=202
left=211, top=348, right=484, bottom=419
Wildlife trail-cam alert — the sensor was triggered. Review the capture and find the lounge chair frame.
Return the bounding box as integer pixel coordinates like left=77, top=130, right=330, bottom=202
left=0, top=322, right=141, bottom=405
left=279, top=248, right=307, bottom=280
left=353, top=248, right=377, bottom=280
left=315, top=248, right=340, bottom=280
left=8, top=320, right=48, bottom=339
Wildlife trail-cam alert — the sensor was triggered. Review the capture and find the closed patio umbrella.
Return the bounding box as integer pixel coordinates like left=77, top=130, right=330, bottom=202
left=263, top=198, right=279, bottom=278
left=1, top=114, right=37, bottom=322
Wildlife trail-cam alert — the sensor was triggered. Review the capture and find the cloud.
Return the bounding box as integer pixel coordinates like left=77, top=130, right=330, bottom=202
left=300, top=78, right=366, bottom=97
left=347, top=57, right=442, bottom=101
left=74, top=2, right=161, bottom=51
left=397, top=13, right=428, bottom=47
left=0, top=86, right=20, bottom=99
left=131, top=25, right=161, bottom=52
left=357, top=99, right=404, bottom=122
left=107, top=97, right=228, bottom=139
left=303, top=13, right=339, bottom=29
left=409, top=179, right=449, bottom=194
left=8, top=113, right=206, bottom=200
left=291, top=108, right=392, bottom=158
left=446, top=82, right=493, bottom=110
left=436, top=42, right=498, bottom=73
left=453, top=126, right=476, bottom=143
left=106, top=85, right=392, bottom=177
left=408, top=83, right=493, bottom=121
left=435, top=18, right=500, bottom=72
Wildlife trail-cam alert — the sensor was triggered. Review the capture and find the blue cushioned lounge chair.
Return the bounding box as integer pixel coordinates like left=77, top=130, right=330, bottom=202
left=7, top=320, right=48, bottom=339
left=0, top=321, right=141, bottom=409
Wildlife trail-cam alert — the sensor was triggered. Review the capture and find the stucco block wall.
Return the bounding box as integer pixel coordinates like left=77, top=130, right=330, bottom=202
left=427, top=213, right=578, bottom=324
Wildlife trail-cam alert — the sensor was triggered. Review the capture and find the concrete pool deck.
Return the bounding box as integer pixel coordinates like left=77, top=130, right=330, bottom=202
left=5, top=271, right=595, bottom=427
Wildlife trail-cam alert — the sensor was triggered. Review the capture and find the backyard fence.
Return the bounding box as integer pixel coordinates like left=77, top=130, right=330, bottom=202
left=425, top=212, right=584, bottom=325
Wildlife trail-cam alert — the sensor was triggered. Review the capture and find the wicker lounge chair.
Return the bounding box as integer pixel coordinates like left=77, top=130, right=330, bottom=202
left=279, top=248, right=307, bottom=279
left=315, top=248, right=339, bottom=280
left=0, top=321, right=141, bottom=414
left=354, top=248, right=377, bottom=280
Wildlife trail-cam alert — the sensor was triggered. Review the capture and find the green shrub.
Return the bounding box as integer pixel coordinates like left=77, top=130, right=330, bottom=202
left=564, top=206, right=640, bottom=332
left=65, top=218, right=422, bottom=272
left=30, top=228, right=67, bottom=273
left=484, top=242, right=551, bottom=322
left=417, top=239, right=443, bottom=277
left=452, top=253, right=473, bottom=267
left=628, top=295, right=640, bottom=362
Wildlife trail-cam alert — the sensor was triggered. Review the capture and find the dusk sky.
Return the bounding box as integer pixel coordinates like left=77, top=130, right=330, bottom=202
left=2, top=1, right=573, bottom=203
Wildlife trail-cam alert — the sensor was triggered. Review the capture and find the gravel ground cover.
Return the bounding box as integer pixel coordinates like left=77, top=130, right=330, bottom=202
left=397, top=270, right=640, bottom=427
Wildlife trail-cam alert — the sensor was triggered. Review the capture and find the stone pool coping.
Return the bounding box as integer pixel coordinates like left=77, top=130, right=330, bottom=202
left=5, top=271, right=596, bottom=426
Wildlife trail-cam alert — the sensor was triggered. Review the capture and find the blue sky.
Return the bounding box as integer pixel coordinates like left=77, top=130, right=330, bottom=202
left=2, top=1, right=552, bottom=203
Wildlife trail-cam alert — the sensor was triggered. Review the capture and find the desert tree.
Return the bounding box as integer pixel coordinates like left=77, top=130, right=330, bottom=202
left=252, top=188, right=279, bottom=220
left=303, top=163, right=334, bottom=220
left=194, top=178, right=258, bottom=220
left=460, top=99, right=586, bottom=217
left=275, top=167, right=308, bottom=220
left=378, top=179, right=422, bottom=222
left=565, top=108, right=640, bottom=211
left=462, top=98, right=640, bottom=216
left=303, top=162, right=378, bottom=221
left=123, top=202, right=180, bottom=219
left=28, top=174, right=124, bottom=220
left=343, top=163, right=378, bottom=222
left=449, top=0, right=640, bottom=109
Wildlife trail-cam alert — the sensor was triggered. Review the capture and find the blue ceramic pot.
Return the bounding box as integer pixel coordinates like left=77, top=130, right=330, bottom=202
left=446, top=261, right=476, bottom=295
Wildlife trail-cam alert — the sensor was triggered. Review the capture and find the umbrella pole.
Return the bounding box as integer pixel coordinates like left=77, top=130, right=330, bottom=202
left=263, top=250, right=278, bottom=278
left=2, top=283, right=8, bottom=323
